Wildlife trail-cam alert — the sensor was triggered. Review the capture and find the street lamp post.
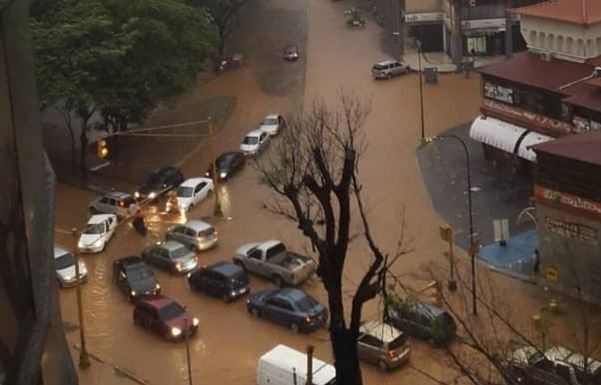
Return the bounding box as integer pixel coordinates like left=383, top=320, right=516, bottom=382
left=430, top=135, right=478, bottom=315
left=208, top=117, right=223, bottom=217
left=184, top=316, right=193, bottom=385
left=415, top=39, right=425, bottom=141
left=70, top=228, right=91, bottom=368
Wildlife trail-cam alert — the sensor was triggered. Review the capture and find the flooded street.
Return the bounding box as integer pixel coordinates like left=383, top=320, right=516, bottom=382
left=52, top=0, right=549, bottom=384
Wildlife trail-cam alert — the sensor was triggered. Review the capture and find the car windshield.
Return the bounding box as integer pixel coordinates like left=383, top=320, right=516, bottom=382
left=158, top=302, right=185, bottom=321
left=122, top=196, right=135, bottom=206
left=296, top=296, right=319, bottom=311
left=171, top=245, right=191, bottom=259
left=83, top=223, right=105, bottom=234
left=217, top=154, right=234, bottom=167
left=372, top=63, right=388, bottom=70
left=177, top=186, right=194, bottom=197
left=198, top=227, right=215, bottom=237
left=264, top=117, right=278, bottom=125
left=127, top=266, right=153, bottom=282
left=55, top=252, right=75, bottom=269
left=243, top=136, right=258, bottom=145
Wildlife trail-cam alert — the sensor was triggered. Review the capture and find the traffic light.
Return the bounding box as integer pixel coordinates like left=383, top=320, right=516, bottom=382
left=97, top=139, right=109, bottom=159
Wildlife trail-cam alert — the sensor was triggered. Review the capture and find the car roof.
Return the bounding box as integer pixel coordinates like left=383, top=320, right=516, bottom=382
left=184, top=219, right=212, bottom=232
left=218, top=151, right=242, bottom=160
left=139, top=294, right=176, bottom=310
left=104, top=191, right=131, bottom=199
left=360, top=321, right=403, bottom=343
left=161, top=240, right=188, bottom=251
left=180, top=177, right=211, bottom=188
left=261, top=240, right=283, bottom=249
left=274, top=288, right=307, bottom=302
left=118, top=256, right=145, bottom=268
left=53, top=245, right=70, bottom=259
left=210, top=261, right=243, bottom=277
left=87, top=214, right=116, bottom=224
left=265, top=114, right=279, bottom=119
left=260, top=345, right=336, bottom=385
left=545, top=346, right=601, bottom=373
left=245, top=129, right=264, bottom=137
left=376, top=59, right=398, bottom=65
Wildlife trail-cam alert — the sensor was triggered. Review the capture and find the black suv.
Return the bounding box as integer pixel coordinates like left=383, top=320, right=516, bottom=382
left=385, top=299, right=456, bottom=345
left=113, top=256, right=161, bottom=301
left=187, top=261, right=250, bottom=302
left=135, top=166, right=184, bottom=201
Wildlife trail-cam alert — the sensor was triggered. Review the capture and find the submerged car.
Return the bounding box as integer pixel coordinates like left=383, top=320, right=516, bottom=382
left=358, top=321, right=411, bottom=371
left=240, top=130, right=270, bottom=156
left=166, top=219, right=218, bottom=252
left=176, top=177, right=214, bottom=213
left=385, top=300, right=456, bottom=345
left=141, top=240, right=198, bottom=274
left=133, top=295, right=199, bottom=341
left=187, top=261, right=250, bottom=302
left=134, top=166, right=184, bottom=201
left=205, top=151, right=245, bottom=181
left=283, top=45, right=300, bottom=61
left=89, top=192, right=138, bottom=219
left=247, top=288, right=327, bottom=333
left=54, top=245, right=88, bottom=288
left=113, top=256, right=161, bottom=301
left=77, top=214, right=118, bottom=253
left=259, top=114, right=284, bottom=136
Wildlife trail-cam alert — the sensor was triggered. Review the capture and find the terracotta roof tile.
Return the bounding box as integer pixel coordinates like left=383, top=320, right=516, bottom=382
left=512, top=0, right=601, bottom=25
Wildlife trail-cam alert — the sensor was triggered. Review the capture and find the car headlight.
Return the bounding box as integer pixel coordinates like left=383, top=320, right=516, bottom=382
left=134, top=191, right=140, bottom=198
left=79, top=263, right=87, bottom=275
left=130, top=290, right=137, bottom=297
left=192, top=317, right=199, bottom=327
left=148, top=192, right=156, bottom=199
left=171, top=327, right=182, bottom=337
left=220, top=172, right=227, bottom=178
left=205, top=172, right=210, bottom=177
left=230, top=290, right=237, bottom=297
left=175, top=262, right=182, bottom=271
left=155, top=283, right=161, bottom=290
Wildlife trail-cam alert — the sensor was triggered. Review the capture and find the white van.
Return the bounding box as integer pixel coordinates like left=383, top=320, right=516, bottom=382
left=258, top=345, right=337, bottom=385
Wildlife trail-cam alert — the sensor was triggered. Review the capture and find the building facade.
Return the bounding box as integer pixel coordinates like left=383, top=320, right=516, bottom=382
left=532, top=132, right=601, bottom=305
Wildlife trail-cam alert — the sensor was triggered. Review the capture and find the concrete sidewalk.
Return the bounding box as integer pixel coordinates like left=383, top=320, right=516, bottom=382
left=403, top=47, right=507, bottom=74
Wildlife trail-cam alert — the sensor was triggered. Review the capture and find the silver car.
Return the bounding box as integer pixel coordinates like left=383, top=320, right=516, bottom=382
left=54, top=245, right=88, bottom=287
left=371, top=59, right=409, bottom=79
left=141, top=240, right=198, bottom=275
left=166, top=219, right=218, bottom=252
left=89, top=192, right=138, bottom=219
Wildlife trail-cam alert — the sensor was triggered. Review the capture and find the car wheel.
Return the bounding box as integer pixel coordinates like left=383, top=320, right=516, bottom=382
left=273, top=275, right=284, bottom=288
left=378, top=360, right=388, bottom=372
left=250, top=307, right=261, bottom=318
left=290, top=323, right=300, bottom=333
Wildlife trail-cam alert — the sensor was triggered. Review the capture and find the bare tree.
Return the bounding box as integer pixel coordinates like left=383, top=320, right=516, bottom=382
left=258, top=93, right=409, bottom=385
left=386, top=255, right=601, bottom=385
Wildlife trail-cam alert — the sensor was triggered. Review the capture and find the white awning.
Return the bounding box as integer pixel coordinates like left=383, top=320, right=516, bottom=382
left=518, top=131, right=553, bottom=162
left=469, top=116, right=553, bottom=162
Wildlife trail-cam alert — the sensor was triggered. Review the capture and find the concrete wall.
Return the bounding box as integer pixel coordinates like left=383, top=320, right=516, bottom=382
left=537, top=202, right=601, bottom=305
left=521, top=15, right=601, bottom=62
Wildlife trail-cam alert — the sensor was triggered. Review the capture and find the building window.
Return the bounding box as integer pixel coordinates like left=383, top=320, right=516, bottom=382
left=567, top=37, right=574, bottom=53
left=467, top=36, right=486, bottom=55
left=577, top=39, right=585, bottom=56
left=539, top=32, right=546, bottom=48
left=557, top=35, right=564, bottom=52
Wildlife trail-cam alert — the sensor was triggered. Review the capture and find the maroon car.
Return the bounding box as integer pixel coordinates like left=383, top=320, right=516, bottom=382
left=133, top=295, right=199, bottom=341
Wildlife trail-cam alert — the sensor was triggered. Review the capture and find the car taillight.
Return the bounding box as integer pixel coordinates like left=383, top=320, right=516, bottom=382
left=118, top=201, right=125, bottom=207
left=387, top=350, right=397, bottom=359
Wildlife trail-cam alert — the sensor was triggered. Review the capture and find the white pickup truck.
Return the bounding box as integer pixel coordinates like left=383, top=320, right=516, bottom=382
left=233, top=240, right=315, bottom=286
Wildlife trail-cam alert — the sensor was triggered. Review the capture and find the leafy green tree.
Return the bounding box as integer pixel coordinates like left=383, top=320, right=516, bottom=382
left=189, top=0, right=247, bottom=55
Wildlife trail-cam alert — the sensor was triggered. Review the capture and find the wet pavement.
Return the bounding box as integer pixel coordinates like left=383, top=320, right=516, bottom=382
left=52, top=0, right=601, bottom=384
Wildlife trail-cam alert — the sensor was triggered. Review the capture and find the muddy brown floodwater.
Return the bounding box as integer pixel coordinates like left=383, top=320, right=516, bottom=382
left=54, top=0, right=585, bottom=384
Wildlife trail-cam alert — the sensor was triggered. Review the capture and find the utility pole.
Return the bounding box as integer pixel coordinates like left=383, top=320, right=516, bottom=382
left=306, top=345, right=314, bottom=385
left=71, top=228, right=91, bottom=368
left=185, top=316, right=193, bottom=385
left=208, top=117, right=223, bottom=217
left=399, top=0, right=405, bottom=56
left=452, top=0, right=463, bottom=66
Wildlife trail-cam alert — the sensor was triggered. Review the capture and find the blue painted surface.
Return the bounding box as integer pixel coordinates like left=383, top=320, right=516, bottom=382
left=478, top=229, right=539, bottom=279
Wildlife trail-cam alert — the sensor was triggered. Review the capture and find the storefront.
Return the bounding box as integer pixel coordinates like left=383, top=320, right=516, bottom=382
left=461, top=18, right=506, bottom=56
left=405, top=12, right=444, bottom=52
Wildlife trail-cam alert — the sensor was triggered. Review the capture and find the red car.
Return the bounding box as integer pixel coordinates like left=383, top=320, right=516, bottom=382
left=133, top=295, right=199, bottom=341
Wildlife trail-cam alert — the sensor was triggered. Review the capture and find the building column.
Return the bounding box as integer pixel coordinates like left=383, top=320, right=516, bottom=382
left=505, top=0, right=513, bottom=58
left=450, top=0, right=463, bottom=65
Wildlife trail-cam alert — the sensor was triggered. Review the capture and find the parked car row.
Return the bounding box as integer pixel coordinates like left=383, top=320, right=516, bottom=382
left=239, top=113, right=286, bottom=157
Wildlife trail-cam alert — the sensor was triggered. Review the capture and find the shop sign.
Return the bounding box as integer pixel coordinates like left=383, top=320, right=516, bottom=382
left=405, top=12, right=443, bottom=23
left=545, top=267, right=558, bottom=282
left=535, top=185, right=601, bottom=218
left=462, top=18, right=506, bottom=30
left=544, top=216, right=598, bottom=244
left=483, top=99, right=573, bottom=136
left=484, top=81, right=514, bottom=104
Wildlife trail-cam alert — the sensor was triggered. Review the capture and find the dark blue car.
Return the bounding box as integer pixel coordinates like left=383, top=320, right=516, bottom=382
left=247, top=288, right=327, bottom=333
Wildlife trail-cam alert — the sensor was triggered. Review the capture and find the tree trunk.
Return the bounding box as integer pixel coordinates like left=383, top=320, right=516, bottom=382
left=327, top=278, right=363, bottom=385
left=79, top=121, right=88, bottom=179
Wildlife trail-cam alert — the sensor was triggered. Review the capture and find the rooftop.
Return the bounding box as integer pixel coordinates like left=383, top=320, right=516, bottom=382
left=511, top=0, right=601, bottom=26
left=531, top=130, right=601, bottom=165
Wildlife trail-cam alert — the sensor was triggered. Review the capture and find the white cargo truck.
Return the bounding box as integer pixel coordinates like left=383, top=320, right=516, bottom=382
left=257, top=345, right=336, bottom=385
